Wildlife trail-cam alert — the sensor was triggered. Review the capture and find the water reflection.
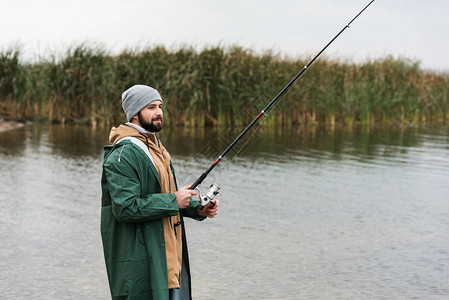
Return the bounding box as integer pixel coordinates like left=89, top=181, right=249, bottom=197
left=47, top=124, right=110, bottom=158
left=162, top=124, right=446, bottom=170
left=2, top=123, right=445, bottom=162
left=0, top=125, right=27, bottom=156
left=162, top=127, right=426, bottom=158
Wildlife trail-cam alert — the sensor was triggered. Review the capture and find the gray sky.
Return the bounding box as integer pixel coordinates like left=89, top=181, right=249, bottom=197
left=1, top=0, right=447, bottom=71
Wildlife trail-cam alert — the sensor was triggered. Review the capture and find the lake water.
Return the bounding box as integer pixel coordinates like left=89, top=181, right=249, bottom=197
left=0, top=123, right=448, bottom=299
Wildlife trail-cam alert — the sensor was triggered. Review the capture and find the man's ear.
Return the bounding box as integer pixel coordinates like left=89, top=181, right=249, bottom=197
left=130, top=114, right=139, bottom=124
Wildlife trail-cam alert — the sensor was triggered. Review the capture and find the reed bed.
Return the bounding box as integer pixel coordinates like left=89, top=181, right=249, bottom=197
left=0, top=44, right=447, bottom=127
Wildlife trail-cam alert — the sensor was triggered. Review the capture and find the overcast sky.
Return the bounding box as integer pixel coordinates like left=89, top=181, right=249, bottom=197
left=1, top=0, right=447, bottom=71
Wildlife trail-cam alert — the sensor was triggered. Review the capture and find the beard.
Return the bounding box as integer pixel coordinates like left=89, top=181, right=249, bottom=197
left=137, top=112, right=163, bottom=132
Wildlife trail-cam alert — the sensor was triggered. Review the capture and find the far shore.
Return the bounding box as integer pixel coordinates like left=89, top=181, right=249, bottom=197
left=0, top=120, right=26, bottom=133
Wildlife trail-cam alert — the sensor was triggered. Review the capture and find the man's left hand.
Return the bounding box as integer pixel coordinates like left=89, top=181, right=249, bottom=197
left=197, top=200, right=219, bottom=218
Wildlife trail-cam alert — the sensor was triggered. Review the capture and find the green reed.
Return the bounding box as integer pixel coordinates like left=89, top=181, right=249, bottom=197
left=0, top=44, right=447, bottom=127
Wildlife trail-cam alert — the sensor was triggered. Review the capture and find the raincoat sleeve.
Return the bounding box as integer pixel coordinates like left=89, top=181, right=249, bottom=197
left=103, top=149, right=179, bottom=223
left=182, top=199, right=206, bottom=221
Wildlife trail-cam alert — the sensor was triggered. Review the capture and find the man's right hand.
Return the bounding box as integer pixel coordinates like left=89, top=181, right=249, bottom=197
left=174, top=185, right=197, bottom=209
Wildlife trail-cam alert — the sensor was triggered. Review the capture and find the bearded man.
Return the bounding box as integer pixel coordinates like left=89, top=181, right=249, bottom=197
left=100, top=85, right=219, bottom=300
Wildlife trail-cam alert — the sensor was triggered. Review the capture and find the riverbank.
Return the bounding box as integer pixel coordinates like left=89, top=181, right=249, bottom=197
left=0, top=119, right=25, bottom=132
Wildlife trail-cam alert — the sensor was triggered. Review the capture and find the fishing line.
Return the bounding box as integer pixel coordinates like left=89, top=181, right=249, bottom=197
left=203, top=61, right=313, bottom=185
left=191, top=0, right=376, bottom=209
left=217, top=76, right=299, bottom=176
left=221, top=88, right=289, bottom=173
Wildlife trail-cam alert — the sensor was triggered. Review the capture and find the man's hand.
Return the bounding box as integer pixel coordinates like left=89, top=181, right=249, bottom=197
left=196, top=200, right=219, bottom=218
left=175, top=185, right=197, bottom=209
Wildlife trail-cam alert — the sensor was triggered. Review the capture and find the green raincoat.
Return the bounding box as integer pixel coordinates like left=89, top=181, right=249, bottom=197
left=101, top=139, right=202, bottom=299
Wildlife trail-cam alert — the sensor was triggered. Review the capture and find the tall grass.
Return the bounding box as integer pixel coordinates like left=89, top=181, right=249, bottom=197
left=0, top=44, right=448, bottom=127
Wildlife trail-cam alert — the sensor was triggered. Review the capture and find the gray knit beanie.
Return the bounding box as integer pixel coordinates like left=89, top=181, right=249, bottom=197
left=121, top=85, right=163, bottom=121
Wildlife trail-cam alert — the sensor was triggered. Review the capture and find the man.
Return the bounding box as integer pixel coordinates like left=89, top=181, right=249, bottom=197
left=100, top=84, right=219, bottom=299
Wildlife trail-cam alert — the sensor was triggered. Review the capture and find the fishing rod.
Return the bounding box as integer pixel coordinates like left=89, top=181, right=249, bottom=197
left=192, top=0, right=375, bottom=209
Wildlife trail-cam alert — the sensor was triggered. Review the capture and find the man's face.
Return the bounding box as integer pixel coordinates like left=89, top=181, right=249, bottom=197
left=136, top=100, right=163, bottom=132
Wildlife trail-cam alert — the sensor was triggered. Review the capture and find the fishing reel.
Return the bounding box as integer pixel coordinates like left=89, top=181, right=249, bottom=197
left=195, top=183, right=220, bottom=210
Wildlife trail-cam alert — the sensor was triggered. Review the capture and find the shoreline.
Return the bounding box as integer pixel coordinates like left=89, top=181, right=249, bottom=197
left=0, top=120, right=26, bottom=133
